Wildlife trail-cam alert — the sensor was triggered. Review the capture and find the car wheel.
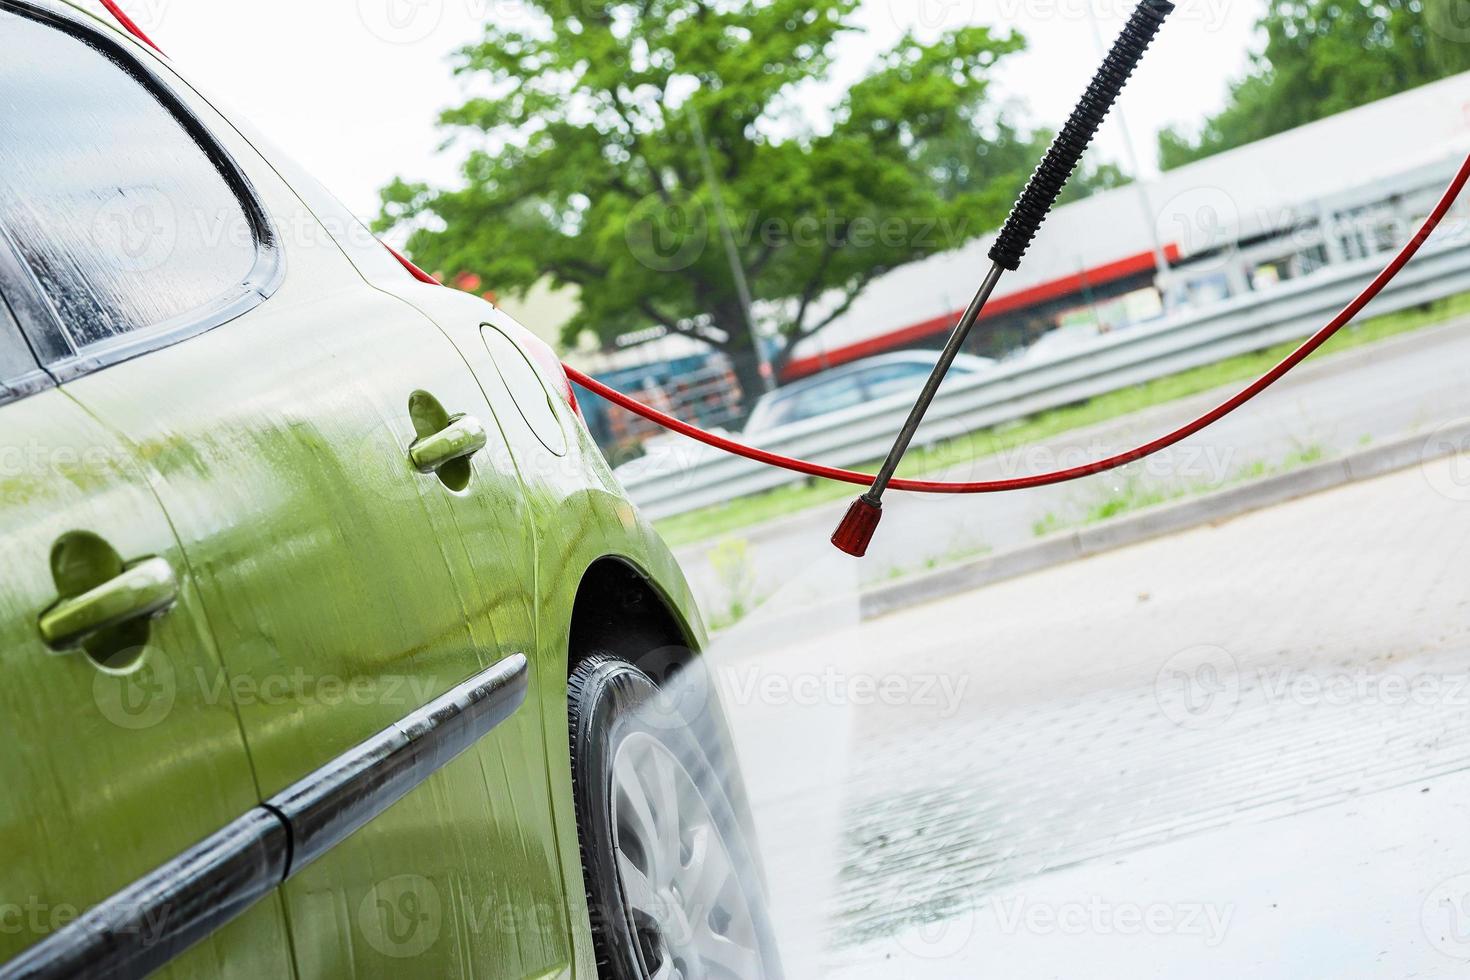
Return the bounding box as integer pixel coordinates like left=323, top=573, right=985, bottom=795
left=568, top=653, right=781, bottom=979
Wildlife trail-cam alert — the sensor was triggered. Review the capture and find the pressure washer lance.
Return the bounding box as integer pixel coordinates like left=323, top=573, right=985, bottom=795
left=831, top=0, right=1175, bottom=557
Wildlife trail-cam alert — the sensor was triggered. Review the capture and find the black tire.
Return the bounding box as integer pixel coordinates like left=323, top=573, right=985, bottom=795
left=568, top=654, right=782, bottom=979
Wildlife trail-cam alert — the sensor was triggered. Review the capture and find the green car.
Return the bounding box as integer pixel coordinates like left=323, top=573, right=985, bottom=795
left=0, top=3, right=778, bottom=977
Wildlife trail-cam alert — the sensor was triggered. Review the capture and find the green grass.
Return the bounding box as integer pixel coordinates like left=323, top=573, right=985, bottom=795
left=870, top=443, right=1332, bottom=588
left=655, top=291, right=1470, bottom=548
left=704, top=537, right=764, bottom=631
left=880, top=537, right=992, bottom=583
left=1031, top=512, right=1064, bottom=538
left=1030, top=443, right=1330, bottom=540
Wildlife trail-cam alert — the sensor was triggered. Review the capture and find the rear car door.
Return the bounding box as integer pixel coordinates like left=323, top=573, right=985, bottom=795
left=0, top=5, right=570, bottom=976
left=0, top=281, right=293, bottom=970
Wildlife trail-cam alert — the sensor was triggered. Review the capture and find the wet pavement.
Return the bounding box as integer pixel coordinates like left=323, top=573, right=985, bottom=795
left=712, top=452, right=1470, bottom=977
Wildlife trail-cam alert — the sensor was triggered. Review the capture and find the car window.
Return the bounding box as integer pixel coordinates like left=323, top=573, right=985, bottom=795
left=751, top=393, right=798, bottom=431
left=0, top=8, right=258, bottom=350
left=860, top=362, right=931, bottom=399
left=788, top=376, right=865, bottom=423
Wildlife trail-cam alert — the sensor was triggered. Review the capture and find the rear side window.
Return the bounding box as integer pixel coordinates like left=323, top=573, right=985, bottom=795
left=0, top=7, right=258, bottom=350
left=0, top=298, right=35, bottom=396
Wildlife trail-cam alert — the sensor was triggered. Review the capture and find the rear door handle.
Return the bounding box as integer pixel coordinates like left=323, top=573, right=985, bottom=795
left=39, top=557, right=180, bottom=650
left=408, top=414, right=488, bottom=474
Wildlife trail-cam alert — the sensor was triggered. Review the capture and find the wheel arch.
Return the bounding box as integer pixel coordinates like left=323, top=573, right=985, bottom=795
left=567, top=554, right=699, bottom=677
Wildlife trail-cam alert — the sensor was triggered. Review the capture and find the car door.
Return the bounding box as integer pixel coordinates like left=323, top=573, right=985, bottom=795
left=0, top=295, right=294, bottom=973
left=0, top=7, right=570, bottom=977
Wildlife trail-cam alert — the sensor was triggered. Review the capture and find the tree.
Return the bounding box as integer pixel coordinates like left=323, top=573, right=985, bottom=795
left=917, top=115, right=1128, bottom=205
left=1160, top=0, right=1470, bottom=170
left=378, top=1, right=1112, bottom=393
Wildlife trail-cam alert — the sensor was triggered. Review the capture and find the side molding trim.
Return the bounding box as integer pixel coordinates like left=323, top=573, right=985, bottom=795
left=266, top=652, right=529, bottom=875
left=0, top=654, right=529, bottom=980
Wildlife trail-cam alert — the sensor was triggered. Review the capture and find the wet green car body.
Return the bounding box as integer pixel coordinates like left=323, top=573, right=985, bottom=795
left=0, top=3, right=721, bottom=976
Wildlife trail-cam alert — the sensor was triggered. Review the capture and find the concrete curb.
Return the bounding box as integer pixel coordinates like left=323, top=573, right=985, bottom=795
left=858, top=420, right=1470, bottom=621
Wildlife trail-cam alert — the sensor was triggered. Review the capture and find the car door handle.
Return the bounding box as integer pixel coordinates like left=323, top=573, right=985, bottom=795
left=39, top=557, right=180, bottom=650
left=408, top=414, right=488, bottom=474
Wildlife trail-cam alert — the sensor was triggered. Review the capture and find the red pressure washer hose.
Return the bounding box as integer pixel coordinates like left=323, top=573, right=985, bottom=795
left=567, top=152, right=1470, bottom=491
left=99, top=0, right=163, bottom=53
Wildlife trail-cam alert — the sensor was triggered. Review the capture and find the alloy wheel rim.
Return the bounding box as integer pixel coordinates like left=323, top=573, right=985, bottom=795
left=610, top=731, right=762, bottom=979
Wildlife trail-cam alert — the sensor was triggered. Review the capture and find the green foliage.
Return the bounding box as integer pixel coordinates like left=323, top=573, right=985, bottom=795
left=378, top=1, right=1114, bottom=379
left=706, top=536, right=760, bottom=631
left=1160, top=0, right=1470, bottom=170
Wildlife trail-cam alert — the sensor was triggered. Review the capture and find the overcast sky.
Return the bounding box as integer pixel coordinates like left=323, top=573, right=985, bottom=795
left=113, top=0, right=1267, bottom=222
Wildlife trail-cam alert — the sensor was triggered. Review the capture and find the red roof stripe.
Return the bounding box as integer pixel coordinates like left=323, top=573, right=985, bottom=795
left=782, top=244, right=1180, bottom=381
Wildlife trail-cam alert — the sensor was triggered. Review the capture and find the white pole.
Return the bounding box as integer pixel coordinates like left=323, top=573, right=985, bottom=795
left=1086, top=5, right=1173, bottom=302
left=688, top=106, right=776, bottom=393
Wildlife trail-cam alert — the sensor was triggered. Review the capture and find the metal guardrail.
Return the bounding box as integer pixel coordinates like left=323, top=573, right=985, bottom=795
left=621, top=237, right=1470, bottom=519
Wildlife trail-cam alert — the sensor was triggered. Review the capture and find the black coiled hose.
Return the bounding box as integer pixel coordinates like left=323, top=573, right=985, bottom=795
left=989, top=0, right=1175, bottom=271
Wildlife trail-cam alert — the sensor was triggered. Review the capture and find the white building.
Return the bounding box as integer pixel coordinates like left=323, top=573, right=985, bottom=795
left=781, top=70, right=1470, bottom=378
